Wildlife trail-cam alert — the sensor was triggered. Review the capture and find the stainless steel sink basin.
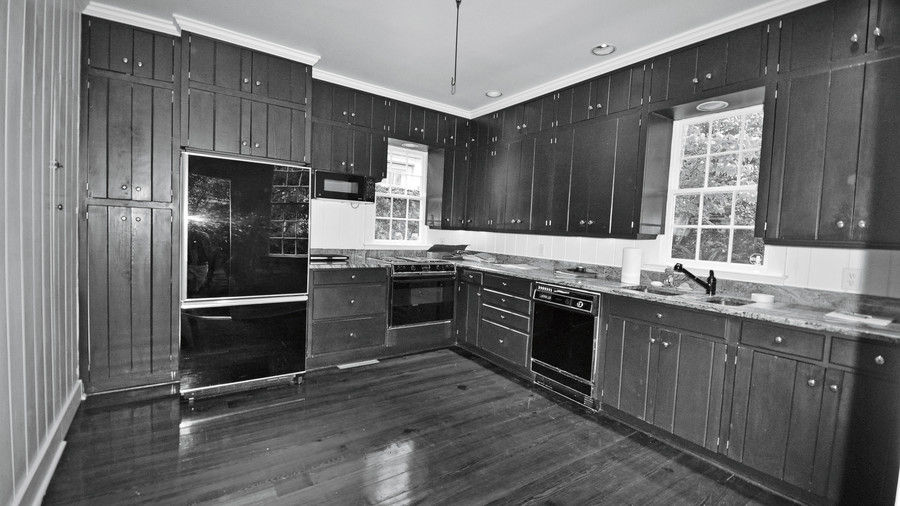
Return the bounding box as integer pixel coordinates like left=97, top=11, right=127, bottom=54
left=620, top=285, right=684, bottom=296
left=704, top=296, right=752, bottom=306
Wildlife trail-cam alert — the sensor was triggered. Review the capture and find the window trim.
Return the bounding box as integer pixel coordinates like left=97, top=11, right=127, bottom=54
left=371, top=144, right=428, bottom=245
left=660, top=104, right=773, bottom=276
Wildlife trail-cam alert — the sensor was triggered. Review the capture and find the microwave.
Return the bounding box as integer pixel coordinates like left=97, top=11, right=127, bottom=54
left=313, top=171, right=376, bottom=202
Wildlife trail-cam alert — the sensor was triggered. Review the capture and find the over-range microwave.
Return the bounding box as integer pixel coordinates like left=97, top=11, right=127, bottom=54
left=313, top=171, right=376, bottom=202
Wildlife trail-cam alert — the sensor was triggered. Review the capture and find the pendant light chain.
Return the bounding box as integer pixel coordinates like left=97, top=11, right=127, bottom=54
left=451, top=0, right=461, bottom=95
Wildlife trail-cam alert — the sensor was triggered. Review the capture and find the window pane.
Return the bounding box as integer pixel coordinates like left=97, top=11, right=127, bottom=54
left=708, top=154, right=738, bottom=187
left=375, top=196, right=391, bottom=217
left=391, top=197, right=407, bottom=218
left=683, top=123, right=709, bottom=156
left=702, top=192, right=733, bottom=225
left=680, top=157, right=705, bottom=189
left=407, top=221, right=420, bottom=241
left=671, top=228, right=697, bottom=260
left=699, top=228, right=729, bottom=262
left=390, top=186, right=405, bottom=195
left=375, top=219, right=390, bottom=240
left=408, top=199, right=421, bottom=220
left=731, top=229, right=765, bottom=264
left=739, top=153, right=760, bottom=185
left=674, top=194, right=700, bottom=225
left=390, top=219, right=406, bottom=241
left=734, top=191, right=756, bottom=226
left=741, top=112, right=763, bottom=150
left=710, top=116, right=741, bottom=153
left=376, top=182, right=389, bottom=193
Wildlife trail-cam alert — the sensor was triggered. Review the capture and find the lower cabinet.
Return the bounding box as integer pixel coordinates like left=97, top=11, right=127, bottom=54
left=455, top=273, right=481, bottom=348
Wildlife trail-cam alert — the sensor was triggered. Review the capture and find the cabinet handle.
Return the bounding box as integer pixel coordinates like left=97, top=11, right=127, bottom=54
left=579, top=219, right=586, bottom=225
left=516, top=125, right=521, bottom=130
left=254, top=142, right=260, bottom=148
left=850, top=33, right=859, bottom=43
left=137, top=61, right=143, bottom=67
left=774, top=335, right=783, bottom=344
left=836, top=219, right=845, bottom=229
left=351, top=112, right=356, bottom=117
left=56, top=204, right=63, bottom=210
left=587, top=220, right=594, bottom=225
left=875, top=355, right=885, bottom=365
left=135, top=216, right=141, bottom=222
left=807, top=379, right=817, bottom=387
left=242, top=140, right=248, bottom=146
left=874, top=26, right=882, bottom=37
left=500, top=314, right=506, bottom=319
left=498, top=338, right=504, bottom=344
left=122, top=57, right=128, bottom=63
left=135, top=186, right=141, bottom=192
left=692, top=77, right=699, bottom=84
left=349, top=299, right=356, bottom=304
left=650, top=337, right=657, bottom=344
left=587, top=105, right=593, bottom=110
left=857, top=219, right=867, bottom=229
left=342, top=111, right=348, bottom=116
left=661, top=341, right=670, bottom=349
left=502, top=282, right=508, bottom=286
left=510, top=219, right=516, bottom=224
left=705, top=73, right=713, bottom=80
left=255, top=80, right=262, bottom=86
left=350, top=274, right=356, bottom=279
left=121, top=184, right=128, bottom=190
left=522, top=123, right=527, bottom=128
left=120, top=215, right=127, bottom=221
left=243, top=77, right=249, bottom=83
left=350, top=163, right=355, bottom=168
left=829, top=384, right=839, bottom=392
left=656, top=313, right=663, bottom=319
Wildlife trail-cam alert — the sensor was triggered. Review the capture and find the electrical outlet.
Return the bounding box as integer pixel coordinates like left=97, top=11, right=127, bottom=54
left=842, top=268, right=861, bottom=291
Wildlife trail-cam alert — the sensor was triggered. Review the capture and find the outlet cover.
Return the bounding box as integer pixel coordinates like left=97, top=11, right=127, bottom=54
left=842, top=268, right=861, bottom=291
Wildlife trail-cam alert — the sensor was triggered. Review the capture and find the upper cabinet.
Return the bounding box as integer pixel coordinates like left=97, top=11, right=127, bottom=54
left=186, top=34, right=309, bottom=105
left=85, top=17, right=177, bottom=82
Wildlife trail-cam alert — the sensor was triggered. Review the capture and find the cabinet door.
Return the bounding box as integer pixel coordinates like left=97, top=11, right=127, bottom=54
left=395, top=102, right=411, bottom=139
left=647, top=57, right=669, bottom=104
left=186, top=88, right=214, bottom=150
left=607, top=68, right=632, bottom=114
left=331, top=126, right=351, bottom=172
left=725, top=23, right=768, bottom=86
left=372, top=98, right=395, bottom=134
left=352, top=92, right=373, bottom=128
left=250, top=101, right=268, bottom=157
left=617, top=319, right=653, bottom=420
left=371, top=135, right=388, bottom=180
left=464, top=283, right=481, bottom=346
left=523, top=99, right=542, bottom=135
left=647, top=329, right=678, bottom=430
left=250, top=52, right=269, bottom=96
left=541, top=94, right=557, bottom=130
left=311, top=121, right=333, bottom=171
left=870, top=0, right=900, bottom=53
left=505, top=137, right=534, bottom=230
left=609, top=113, right=641, bottom=237
left=671, top=335, right=727, bottom=450
left=351, top=130, right=371, bottom=176
left=86, top=77, right=174, bottom=203
left=487, top=147, right=507, bottom=228
left=84, top=206, right=175, bottom=392
left=455, top=281, right=468, bottom=340
left=667, top=48, right=698, bottom=104
left=697, top=38, right=727, bottom=91
left=213, top=94, right=243, bottom=154
left=311, top=80, right=333, bottom=120
left=555, top=88, right=574, bottom=127
left=571, top=80, right=593, bottom=123
left=332, top=85, right=352, bottom=123
left=531, top=132, right=554, bottom=231
left=502, top=106, right=521, bottom=140
left=266, top=105, right=293, bottom=161
left=189, top=35, right=216, bottom=86
left=466, top=146, right=489, bottom=228
left=108, top=23, right=133, bottom=74
left=290, top=108, right=307, bottom=164
left=569, top=118, right=614, bottom=235
left=779, top=0, right=868, bottom=73
left=266, top=57, right=306, bottom=104
left=852, top=56, right=900, bottom=245
left=410, top=106, right=427, bottom=141
left=449, top=148, right=469, bottom=228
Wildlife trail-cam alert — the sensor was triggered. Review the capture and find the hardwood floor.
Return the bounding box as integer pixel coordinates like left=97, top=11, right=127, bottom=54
left=44, top=349, right=792, bottom=505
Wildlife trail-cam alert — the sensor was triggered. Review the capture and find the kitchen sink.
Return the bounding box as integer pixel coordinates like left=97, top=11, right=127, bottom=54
left=620, top=285, right=684, bottom=296
left=704, top=296, right=752, bottom=306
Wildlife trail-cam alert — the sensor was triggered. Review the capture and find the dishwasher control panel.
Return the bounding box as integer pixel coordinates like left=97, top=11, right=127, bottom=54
left=532, top=284, right=597, bottom=315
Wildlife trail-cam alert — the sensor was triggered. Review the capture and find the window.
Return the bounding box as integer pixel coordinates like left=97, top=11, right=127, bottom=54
left=664, top=105, right=765, bottom=270
left=374, top=144, right=426, bottom=243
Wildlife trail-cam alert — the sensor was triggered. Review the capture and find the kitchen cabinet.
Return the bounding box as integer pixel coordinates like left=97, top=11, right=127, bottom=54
left=331, top=85, right=373, bottom=128
left=410, top=105, right=427, bottom=141
left=477, top=273, right=532, bottom=369
left=531, top=127, right=573, bottom=233
left=446, top=148, right=469, bottom=229
left=83, top=205, right=176, bottom=392
left=481, top=145, right=506, bottom=229
left=503, top=137, right=535, bottom=230
left=568, top=117, right=616, bottom=236
left=86, top=17, right=176, bottom=82
left=371, top=135, right=388, bottom=180
left=187, top=89, right=307, bottom=163
left=455, top=269, right=483, bottom=348
left=309, top=122, right=373, bottom=176
left=85, top=76, right=175, bottom=202
left=571, top=75, right=609, bottom=123
left=465, top=145, right=490, bottom=229
left=372, top=97, right=395, bottom=134
left=502, top=100, right=542, bottom=139
left=778, top=0, right=869, bottom=73
left=608, top=113, right=642, bottom=237
left=540, top=88, right=573, bottom=130
left=607, top=65, right=644, bottom=114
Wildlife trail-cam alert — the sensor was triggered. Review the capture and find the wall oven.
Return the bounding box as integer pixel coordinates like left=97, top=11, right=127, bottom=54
left=531, top=283, right=599, bottom=408
left=313, top=170, right=375, bottom=202
left=384, top=257, right=456, bottom=328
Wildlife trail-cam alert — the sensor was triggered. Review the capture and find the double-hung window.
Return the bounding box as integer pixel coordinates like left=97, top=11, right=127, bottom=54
left=373, top=144, right=426, bottom=243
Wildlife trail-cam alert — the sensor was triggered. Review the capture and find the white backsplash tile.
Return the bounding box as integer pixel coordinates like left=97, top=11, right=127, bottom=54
left=807, top=248, right=851, bottom=292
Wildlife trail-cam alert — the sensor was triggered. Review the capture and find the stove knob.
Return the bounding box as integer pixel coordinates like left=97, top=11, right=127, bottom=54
left=576, top=301, right=584, bottom=308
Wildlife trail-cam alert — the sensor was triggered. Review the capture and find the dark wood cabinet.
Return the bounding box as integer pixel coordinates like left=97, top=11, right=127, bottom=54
left=372, top=97, right=395, bottom=134
left=778, top=0, right=870, bottom=74
left=310, top=122, right=373, bottom=176
left=724, top=23, right=770, bottom=86
left=446, top=148, right=469, bottom=228
left=869, top=0, right=900, bottom=53
left=86, top=18, right=176, bottom=82
left=608, top=65, right=643, bottom=114
left=568, top=117, right=616, bottom=236
left=455, top=271, right=482, bottom=348
left=86, top=76, right=176, bottom=203
left=371, top=135, right=388, bottom=180
left=609, top=113, right=642, bottom=237
left=503, top=137, right=535, bottom=230
left=330, top=85, right=372, bottom=128
left=531, top=127, right=573, bottom=233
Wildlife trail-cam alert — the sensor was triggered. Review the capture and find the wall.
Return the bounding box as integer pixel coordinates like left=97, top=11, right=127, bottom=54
left=430, top=229, right=900, bottom=299
left=310, top=198, right=432, bottom=250
left=1, top=0, right=83, bottom=504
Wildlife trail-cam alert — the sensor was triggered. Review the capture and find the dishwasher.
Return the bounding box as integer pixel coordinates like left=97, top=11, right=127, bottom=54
left=531, top=283, right=600, bottom=409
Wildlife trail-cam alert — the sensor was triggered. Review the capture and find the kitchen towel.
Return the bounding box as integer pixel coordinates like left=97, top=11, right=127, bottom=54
left=620, top=247, right=642, bottom=285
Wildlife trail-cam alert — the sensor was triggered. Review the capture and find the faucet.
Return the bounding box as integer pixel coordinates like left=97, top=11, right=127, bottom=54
left=673, top=263, right=717, bottom=295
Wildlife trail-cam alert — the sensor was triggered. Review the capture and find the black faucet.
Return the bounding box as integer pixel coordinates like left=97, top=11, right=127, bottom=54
left=673, top=263, right=717, bottom=295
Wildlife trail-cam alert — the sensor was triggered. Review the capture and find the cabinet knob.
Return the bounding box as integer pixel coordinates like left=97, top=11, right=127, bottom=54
left=522, top=123, right=527, bottom=128
left=656, top=313, right=663, bottom=319
left=850, top=33, right=859, bottom=43
left=705, top=73, right=713, bottom=80
left=829, top=384, right=839, bottom=392
left=350, top=274, right=356, bottom=279
left=692, top=77, right=699, bottom=84
left=516, top=125, right=521, bottom=130
left=349, top=332, right=356, bottom=338
left=587, top=220, right=595, bottom=225
left=351, top=112, right=356, bottom=117
left=774, top=336, right=783, bottom=344
left=874, top=26, right=882, bottom=37
left=350, top=163, right=354, bottom=168
left=510, top=219, right=516, bottom=224
left=56, top=204, right=63, bottom=210
left=120, top=215, right=127, bottom=221
left=255, top=80, right=262, bottom=86
left=579, top=219, right=586, bottom=225
left=836, top=219, right=845, bottom=229
left=587, top=105, right=593, bottom=110
left=807, top=378, right=817, bottom=387
left=498, top=338, right=504, bottom=344
left=501, top=298, right=506, bottom=303
left=500, top=314, right=506, bottom=320
left=662, top=341, right=670, bottom=348
left=254, top=142, right=260, bottom=148
left=349, top=299, right=356, bottom=304
left=650, top=337, right=657, bottom=344
left=135, top=186, right=141, bottom=192
left=243, top=77, right=250, bottom=83
left=875, top=355, right=885, bottom=365
left=342, top=111, right=348, bottom=116
left=122, top=57, right=128, bottom=63
left=137, top=61, right=143, bottom=67
left=857, top=219, right=867, bottom=229
left=135, top=216, right=141, bottom=222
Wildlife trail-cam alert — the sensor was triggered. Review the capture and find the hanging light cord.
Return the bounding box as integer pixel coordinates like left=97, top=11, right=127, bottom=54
left=451, top=0, right=461, bottom=95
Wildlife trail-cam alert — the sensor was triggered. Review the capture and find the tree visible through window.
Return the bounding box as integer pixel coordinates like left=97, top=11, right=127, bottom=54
left=374, top=145, right=426, bottom=242
left=667, top=105, right=765, bottom=266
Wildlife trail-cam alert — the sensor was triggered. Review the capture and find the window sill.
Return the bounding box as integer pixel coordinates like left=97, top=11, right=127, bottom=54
left=643, top=263, right=788, bottom=285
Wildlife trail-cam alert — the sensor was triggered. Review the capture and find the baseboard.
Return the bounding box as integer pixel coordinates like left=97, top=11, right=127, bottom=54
left=14, top=380, right=83, bottom=506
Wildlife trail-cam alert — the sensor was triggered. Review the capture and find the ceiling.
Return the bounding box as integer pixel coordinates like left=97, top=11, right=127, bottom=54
left=91, top=0, right=820, bottom=117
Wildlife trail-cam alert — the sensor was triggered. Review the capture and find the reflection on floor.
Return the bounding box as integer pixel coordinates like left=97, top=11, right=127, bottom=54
left=44, top=349, right=791, bottom=505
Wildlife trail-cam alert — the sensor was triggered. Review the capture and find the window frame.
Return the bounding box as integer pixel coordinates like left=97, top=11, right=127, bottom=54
left=371, top=144, right=428, bottom=245
left=660, top=104, right=771, bottom=276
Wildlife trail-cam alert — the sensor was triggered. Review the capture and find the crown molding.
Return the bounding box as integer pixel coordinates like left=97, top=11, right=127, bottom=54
left=468, top=0, right=826, bottom=118
left=173, top=14, right=320, bottom=66
left=312, top=68, right=471, bottom=119
left=82, top=2, right=180, bottom=36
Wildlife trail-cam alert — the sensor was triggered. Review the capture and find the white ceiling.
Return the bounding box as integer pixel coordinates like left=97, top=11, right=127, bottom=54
left=89, top=0, right=822, bottom=117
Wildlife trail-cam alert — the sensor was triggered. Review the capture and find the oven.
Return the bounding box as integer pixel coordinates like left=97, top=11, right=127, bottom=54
left=390, top=273, right=455, bottom=328
left=531, top=283, right=599, bottom=408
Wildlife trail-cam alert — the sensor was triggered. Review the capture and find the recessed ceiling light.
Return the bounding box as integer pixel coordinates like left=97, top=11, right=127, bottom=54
left=696, top=100, right=730, bottom=112
left=591, top=43, right=616, bottom=56
left=485, top=90, right=502, bottom=98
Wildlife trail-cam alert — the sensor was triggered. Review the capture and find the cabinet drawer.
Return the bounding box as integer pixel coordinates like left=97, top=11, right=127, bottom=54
left=483, top=273, right=532, bottom=298
left=830, top=338, right=899, bottom=376
left=609, top=296, right=727, bottom=337
left=741, top=321, right=825, bottom=360
left=459, top=269, right=483, bottom=284
left=313, top=268, right=387, bottom=286
left=312, top=284, right=386, bottom=320
left=479, top=319, right=529, bottom=367
left=481, top=304, right=530, bottom=334
left=310, top=316, right=386, bottom=355
left=482, top=289, right=530, bottom=315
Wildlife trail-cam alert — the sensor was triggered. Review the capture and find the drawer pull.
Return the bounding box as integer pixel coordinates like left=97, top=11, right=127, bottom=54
left=500, top=315, right=506, bottom=320
left=829, top=384, right=839, bottom=392
left=255, top=80, right=262, bottom=86
left=649, top=337, right=657, bottom=344
left=122, top=57, right=128, bottom=63
left=502, top=281, right=508, bottom=286
left=498, top=338, right=504, bottom=344
left=349, top=299, right=356, bottom=305
left=655, top=313, right=663, bottom=319
left=501, top=298, right=507, bottom=303
left=875, top=355, right=885, bottom=365
left=662, top=341, right=670, bottom=349
left=807, top=379, right=817, bottom=387
left=351, top=274, right=356, bottom=279
left=349, top=332, right=356, bottom=338
left=774, top=336, right=783, bottom=344
left=137, top=61, right=143, bottom=67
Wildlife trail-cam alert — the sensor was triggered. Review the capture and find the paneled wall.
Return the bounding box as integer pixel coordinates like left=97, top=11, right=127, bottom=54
left=1, top=0, right=83, bottom=504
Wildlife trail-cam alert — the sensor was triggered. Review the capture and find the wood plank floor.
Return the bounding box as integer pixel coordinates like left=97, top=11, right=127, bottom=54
left=44, top=349, right=792, bottom=505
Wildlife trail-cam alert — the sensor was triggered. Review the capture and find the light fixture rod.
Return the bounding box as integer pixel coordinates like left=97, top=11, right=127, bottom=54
left=451, top=0, right=461, bottom=95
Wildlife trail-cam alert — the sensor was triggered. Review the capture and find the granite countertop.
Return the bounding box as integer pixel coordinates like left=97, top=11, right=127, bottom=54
left=309, top=260, right=389, bottom=270
left=453, top=260, right=900, bottom=344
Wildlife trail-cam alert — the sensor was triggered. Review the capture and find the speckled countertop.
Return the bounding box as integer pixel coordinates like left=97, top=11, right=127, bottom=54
left=453, top=261, right=900, bottom=344
left=308, top=260, right=389, bottom=270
